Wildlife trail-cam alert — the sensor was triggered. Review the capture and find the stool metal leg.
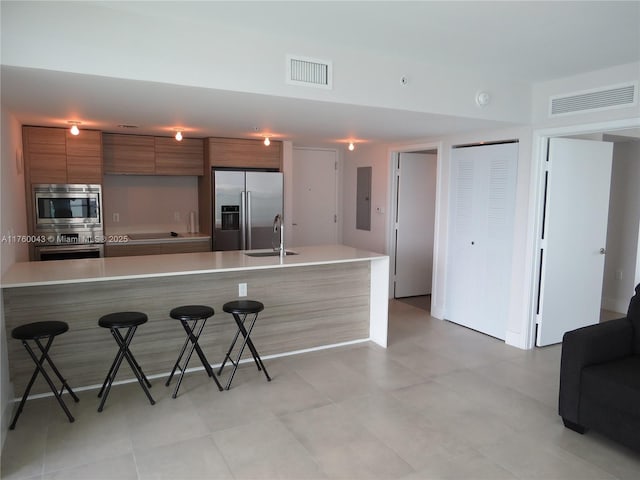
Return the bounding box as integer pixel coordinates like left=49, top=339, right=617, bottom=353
left=234, top=313, right=267, bottom=373
left=166, top=323, right=193, bottom=386
left=166, top=318, right=223, bottom=397
left=223, top=312, right=271, bottom=390
left=98, top=326, right=155, bottom=412
left=217, top=322, right=243, bottom=375
left=182, top=320, right=215, bottom=379
left=113, top=327, right=154, bottom=403
left=217, top=313, right=261, bottom=376
left=34, top=337, right=79, bottom=403
left=10, top=336, right=75, bottom=429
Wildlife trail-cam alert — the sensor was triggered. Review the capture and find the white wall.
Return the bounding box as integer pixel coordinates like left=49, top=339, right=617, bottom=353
left=1, top=2, right=531, bottom=125
left=341, top=143, right=390, bottom=254
left=602, top=141, right=640, bottom=313
left=103, top=175, right=199, bottom=234
left=532, top=62, right=640, bottom=127
left=0, top=108, right=28, bottom=449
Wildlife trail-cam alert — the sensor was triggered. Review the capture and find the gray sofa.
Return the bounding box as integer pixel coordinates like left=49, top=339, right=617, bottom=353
left=559, top=284, right=640, bottom=452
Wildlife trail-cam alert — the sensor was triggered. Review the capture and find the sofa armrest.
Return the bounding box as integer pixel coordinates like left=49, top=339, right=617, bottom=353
left=558, top=317, right=633, bottom=424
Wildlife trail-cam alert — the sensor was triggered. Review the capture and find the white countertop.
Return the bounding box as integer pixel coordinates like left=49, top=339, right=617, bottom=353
left=1, top=245, right=387, bottom=288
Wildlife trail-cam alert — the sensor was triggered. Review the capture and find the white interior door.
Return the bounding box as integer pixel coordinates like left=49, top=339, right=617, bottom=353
left=394, top=152, right=437, bottom=298
left=291, top=148, right=338, bottom=246
left=447, top=142, right=518, bottom=340
left=536, top=138, right=614, bottom=346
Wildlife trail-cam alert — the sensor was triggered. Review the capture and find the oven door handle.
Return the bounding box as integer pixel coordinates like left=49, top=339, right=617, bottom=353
left=37, top=245, right=99, bottom=254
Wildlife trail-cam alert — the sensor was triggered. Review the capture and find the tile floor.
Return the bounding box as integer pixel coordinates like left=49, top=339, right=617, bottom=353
left=2, top=299, right=639, bottom=479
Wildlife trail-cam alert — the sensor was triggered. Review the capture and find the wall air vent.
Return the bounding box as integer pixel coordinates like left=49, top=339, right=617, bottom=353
left=549, top=82, right=637, bottom=117
left=286, top=55, right=332, bottom=89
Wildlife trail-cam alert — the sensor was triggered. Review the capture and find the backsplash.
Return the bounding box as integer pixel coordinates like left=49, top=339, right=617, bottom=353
left=103, top=175, right=199, bottom=234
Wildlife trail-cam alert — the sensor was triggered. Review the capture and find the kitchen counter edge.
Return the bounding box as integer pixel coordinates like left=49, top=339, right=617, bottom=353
left=1, top=245, right=387, bottom=288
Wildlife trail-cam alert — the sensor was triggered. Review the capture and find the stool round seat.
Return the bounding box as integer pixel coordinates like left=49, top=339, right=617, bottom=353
left=223, top=300, right=264, bottom=315
left=12, top=321, right=68, bottom=340
left=170, top=305, right=214, bottom=321
left=99, top=312, right=148, bottom=329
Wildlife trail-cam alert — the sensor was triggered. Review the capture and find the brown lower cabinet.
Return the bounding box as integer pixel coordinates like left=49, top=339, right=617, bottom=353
left=105, top=239, right=210, bottom=257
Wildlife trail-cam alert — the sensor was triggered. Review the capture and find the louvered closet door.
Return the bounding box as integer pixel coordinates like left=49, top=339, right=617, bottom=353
left=447, top=142, right=518, bottom=340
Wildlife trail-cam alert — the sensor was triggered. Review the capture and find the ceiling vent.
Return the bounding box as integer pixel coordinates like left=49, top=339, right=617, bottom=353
left=286, top=55, right=332, bottom=89
left=549, top=82, right=637, bottom=117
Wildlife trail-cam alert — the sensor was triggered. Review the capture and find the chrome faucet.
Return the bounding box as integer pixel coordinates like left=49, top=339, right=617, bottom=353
left=273, top=214, right=285, bottom=257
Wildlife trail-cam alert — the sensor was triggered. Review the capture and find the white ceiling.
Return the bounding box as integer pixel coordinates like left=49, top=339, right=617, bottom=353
left=105, top=1, right=639, bottom=83
left=0, top=65, right=513, bottom=144
left=2, top=1, right=639, bottom=145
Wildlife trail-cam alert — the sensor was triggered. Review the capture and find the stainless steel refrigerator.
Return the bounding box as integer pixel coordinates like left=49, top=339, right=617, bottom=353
left=213, top=169, right=283, bottom=251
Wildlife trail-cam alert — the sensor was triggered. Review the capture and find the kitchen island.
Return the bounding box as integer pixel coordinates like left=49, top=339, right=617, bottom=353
left=2, top=245, right=389, bottom=395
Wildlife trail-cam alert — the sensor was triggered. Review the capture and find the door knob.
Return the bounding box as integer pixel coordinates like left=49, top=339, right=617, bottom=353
left=600, top=248, right=606, bottom=254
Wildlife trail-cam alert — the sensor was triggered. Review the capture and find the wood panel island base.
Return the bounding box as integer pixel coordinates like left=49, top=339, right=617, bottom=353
left=2, top=245, right=389, bottom=396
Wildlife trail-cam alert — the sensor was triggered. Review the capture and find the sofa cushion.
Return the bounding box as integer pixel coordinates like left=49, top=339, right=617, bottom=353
left=581, top=356, right=640, bottom=418
left=627, top=284, right=640, bottom=353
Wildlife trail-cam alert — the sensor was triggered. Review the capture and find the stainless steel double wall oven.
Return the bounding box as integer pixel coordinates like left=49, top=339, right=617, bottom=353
left=32, top=184, right=105, bottom=260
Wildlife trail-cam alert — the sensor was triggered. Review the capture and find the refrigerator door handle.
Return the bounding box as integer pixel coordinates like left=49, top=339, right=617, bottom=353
left=240, top=191, right=247, bottom=250
left=246, top=191, right=252, bottom=250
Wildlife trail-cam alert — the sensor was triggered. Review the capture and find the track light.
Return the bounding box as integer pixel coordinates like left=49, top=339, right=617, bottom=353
left=264, top=136, right=270, bottom=146
left=68, top=121, right=81, bottom=136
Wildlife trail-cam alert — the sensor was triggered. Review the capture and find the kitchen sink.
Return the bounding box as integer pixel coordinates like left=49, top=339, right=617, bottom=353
left=245, top=250, right=298, bottom=257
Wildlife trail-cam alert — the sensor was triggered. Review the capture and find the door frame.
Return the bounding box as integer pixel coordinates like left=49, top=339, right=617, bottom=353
left=388, top=142, right=442, bottom=301
left=526, top=117, right=640, bottom=349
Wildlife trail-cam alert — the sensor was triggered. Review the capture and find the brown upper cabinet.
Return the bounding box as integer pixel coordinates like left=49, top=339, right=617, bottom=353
left=206, top=137, right=282, bottom=170
left=103, top=133, right=204, bottom=175
left=155, top=137, right=204, bottom=175
left=103, top=134, right=155, bottom=174
left=23, top=126, right=103, bottom=184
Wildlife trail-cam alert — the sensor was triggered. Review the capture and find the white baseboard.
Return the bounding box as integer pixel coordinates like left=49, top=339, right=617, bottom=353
left=505, top=330, right=530, bottom=350
left=601, top=296, right=628, bottom=315
left=1, top=398, right=12, bottom=452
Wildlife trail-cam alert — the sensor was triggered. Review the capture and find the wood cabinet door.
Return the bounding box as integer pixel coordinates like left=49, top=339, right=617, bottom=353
left=207, top=138, right=282, bottom=170
left=24, top=126, right=67, bottom=184
left=66, top=130, right=103, bottom=183
left=155, top=137, right=204, bottom=175
left=103, top=133, right=155, bottom=174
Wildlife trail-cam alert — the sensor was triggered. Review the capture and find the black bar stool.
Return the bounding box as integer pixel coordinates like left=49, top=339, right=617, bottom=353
left=9, top=321, right=79, bottom=429
left=218, top=300, right=271, bottom=390
left=166, top=305, right=223, bottom=398
left=97, top=312, right=155, bottom=412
